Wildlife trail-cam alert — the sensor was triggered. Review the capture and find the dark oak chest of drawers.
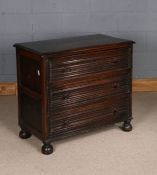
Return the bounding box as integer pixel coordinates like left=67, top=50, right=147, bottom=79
left=14, top=34, right=135, bottom=155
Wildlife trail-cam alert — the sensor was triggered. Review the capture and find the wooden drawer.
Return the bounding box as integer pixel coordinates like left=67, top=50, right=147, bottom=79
left=19, top=56, right=41, bottom=93
left=49, top=93, right=130, bottom=121
left=48, top=69, right=130, bottom=92
left=48, top=94, right=130, bottom=136
left=49, top=47, right=131, bottom=80
left=48, top=73, right=130, bottom=110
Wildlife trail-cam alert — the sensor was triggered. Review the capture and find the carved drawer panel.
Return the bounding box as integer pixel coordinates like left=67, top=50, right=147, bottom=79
left=48, top=94, right=130, bottom=137
left=48, top=72, right=131, bottom=111
left=48, top=47, right=131, bottom=80
left=48, top=69, right=130, bottom=92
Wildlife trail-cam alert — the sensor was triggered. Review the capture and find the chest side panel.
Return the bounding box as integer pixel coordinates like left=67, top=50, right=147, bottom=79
left=16, top=49, right=48, bottom=140
left=19, top=57, right=41, bottom=93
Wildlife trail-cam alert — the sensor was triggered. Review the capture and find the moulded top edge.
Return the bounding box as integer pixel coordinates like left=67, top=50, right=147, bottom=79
left=13, top=34, right=135, bottom=55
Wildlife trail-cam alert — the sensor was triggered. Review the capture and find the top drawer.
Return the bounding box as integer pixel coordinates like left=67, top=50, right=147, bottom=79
left=48, top=47, right=132, bottom=80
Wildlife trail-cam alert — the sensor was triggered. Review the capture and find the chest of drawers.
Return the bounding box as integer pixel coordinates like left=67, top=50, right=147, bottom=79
left=14, top=34, right=135, bottom=155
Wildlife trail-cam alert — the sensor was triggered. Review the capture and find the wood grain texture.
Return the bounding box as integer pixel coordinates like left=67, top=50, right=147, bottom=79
left=14, top=34, right=134, bottom=55
left=0, top=83, right=17, bottom=95
left=133, top=79, right=157, bottom=92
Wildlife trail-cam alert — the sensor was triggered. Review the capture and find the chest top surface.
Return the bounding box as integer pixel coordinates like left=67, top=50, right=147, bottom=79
left=14, top=34, right=134, bottom=55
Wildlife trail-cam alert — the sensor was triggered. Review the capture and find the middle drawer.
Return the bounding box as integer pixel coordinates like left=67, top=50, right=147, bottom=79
left=48, top=72, right=131, bottom=111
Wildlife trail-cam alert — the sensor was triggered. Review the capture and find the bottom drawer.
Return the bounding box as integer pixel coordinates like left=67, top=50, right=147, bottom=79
left=48, top=94, right=130, bottom=138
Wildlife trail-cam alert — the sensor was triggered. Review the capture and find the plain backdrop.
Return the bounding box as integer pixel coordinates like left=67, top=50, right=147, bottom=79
left=0, top=0, right=157, bottom=81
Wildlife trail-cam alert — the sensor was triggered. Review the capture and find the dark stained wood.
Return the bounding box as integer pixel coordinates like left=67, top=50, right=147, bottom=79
left=20, top=92, right=42, bottom=133
left=14, top=34, right=135, bottom=155
left=40, top=58, right=49, bottom=140
left=14, top=34, right=134, bottom=55
left=48, top=93, right=130, bottom=136
left=48, top=74, right=130, bottom=110
left=19, top=56, right=41, bottom=93
left=48, top=47, right=131, bottom=80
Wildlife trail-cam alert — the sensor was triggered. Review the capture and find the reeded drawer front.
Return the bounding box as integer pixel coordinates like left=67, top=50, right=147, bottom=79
left=48, top=73, right=130, bottom=110
left=49, top=47, right=131, bottom=80
left=48, top=94, right=130, bottom=136
left=19, top=56, right=41, bottom=93
left=49, top=93, right=130, bottom=120
left=50, top=56, right=129, bottom=80
left=48, top=69, right=130, bottom=92
left=50, top=47, right=131, bottom=66
left=49, top=110, right=128, bottom=137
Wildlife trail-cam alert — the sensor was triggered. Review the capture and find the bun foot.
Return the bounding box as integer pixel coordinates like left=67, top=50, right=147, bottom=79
left=19, top=130, right=32, bottom=139
left=41, top=143, right=53, bottom=155
left=121, top=120, right=132, bottom=132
